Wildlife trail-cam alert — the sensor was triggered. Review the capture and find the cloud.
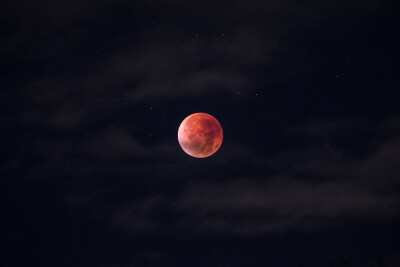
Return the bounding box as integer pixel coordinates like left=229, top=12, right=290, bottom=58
left=2, top=0, right=395, bottom=240
left=3, top=0, right=384, bottom=138
left=17, top=101, right=400, bottom=236
left=108, top=117, right=400, bottom=236
left=177, top=177, right=398, bottom=235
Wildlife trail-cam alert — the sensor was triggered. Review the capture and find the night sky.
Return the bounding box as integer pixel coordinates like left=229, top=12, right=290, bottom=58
left=1, top=0, right=400, bottom=266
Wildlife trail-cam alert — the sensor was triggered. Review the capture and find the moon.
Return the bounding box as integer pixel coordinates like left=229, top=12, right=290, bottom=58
left=178, top=113, right=223, bottom=158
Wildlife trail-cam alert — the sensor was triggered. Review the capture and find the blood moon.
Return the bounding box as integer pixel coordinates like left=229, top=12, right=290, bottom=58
left=178, top=113, right=223, bottom=158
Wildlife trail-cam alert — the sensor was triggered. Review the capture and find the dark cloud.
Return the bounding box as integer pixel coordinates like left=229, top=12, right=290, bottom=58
left=107, top=117, right=400, bottom=236
left=2, top=0, right=399, bottom=265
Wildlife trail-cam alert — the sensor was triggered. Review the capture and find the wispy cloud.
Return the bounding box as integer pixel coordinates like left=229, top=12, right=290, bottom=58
left=107, top=117, right=400, bottom=235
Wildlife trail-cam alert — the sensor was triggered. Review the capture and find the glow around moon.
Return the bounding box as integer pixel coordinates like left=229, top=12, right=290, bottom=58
left=178, top=113, right=223, bottom=158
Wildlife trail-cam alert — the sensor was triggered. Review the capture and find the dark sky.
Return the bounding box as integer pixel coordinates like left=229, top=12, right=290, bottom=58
left=1, top=0, right=400, bottom=266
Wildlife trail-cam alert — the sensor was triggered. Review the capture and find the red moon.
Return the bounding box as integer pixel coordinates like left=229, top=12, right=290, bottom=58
left=178, top=113, right=223, bottom=158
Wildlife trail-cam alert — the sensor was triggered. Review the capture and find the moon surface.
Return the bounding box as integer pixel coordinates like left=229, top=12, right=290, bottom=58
left=178, top=113, right=223, bottom=158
